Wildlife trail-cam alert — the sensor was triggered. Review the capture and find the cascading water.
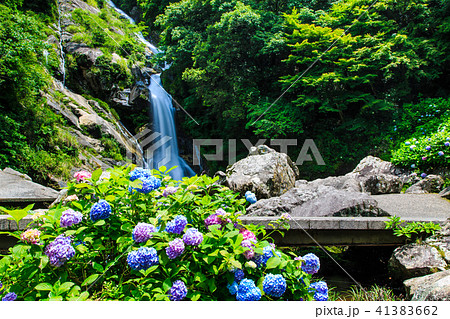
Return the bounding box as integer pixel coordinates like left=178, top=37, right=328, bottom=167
left=108, top=1, right=195, bottom=180
left=57, top=0, right=66, bottom=86
left=149, top=74, right=195, bottom=180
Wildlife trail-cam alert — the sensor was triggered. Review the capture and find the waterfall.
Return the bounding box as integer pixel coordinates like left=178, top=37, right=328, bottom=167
left=108, top=1, right=195, bottom=179
left=149, top=75, right=195, bottom=180
left=57, top=0, right=66, bottom=86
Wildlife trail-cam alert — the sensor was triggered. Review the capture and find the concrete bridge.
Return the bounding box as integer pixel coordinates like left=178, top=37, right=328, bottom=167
left=1, top=194, right=449, bottom=249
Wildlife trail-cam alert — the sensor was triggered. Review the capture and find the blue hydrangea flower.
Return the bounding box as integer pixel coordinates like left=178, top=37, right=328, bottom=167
left=60, top=209, right=83, bottom=228
left=166, top=238, right=185, bottom=259
left=169, top=280, right=187, bottom=301
left=129, top=168, right=152, bottom=181
left=445, top=142, right=450, bottom=147
left=236, top=279, right=261, bottom=301
left=410, top=145, right=416, bottom=150
left=425, top=146, right=431, bottom=151
left=130, top=176, right=161, bottom=194
left=405, top=141, right=410, bottom=146
left=234, top=269, right=245, bottom=282
left=310, top=281, right=328, bottom=301
left=253, top=245, right=276, bottom=267
left=438, top=151, right=444, bottom=156
left=1, top=292, right=17, bottom=301
left=245, top=191, right=257, bottom=204
left=132, top=223, right=156, bottom=243
left=127, top=247, right=159, bottom=271
left=421, top=173, right=427, bottom=178
left=0, top=281, right=3, bottom=292
left=44, top=235, right=75, bottom=267
left=165, top=215, right=187, bottom=234
left=411, top=164, right=416, bottom=168
left=90, top=200, right=111, bottom=222
left=301, top=253, right=320, bottom=274
left=263, top=274, right=287, bottom=298
left=227, top=282, right=239, bottom=295
left=182, top=228, right=203, bottom=246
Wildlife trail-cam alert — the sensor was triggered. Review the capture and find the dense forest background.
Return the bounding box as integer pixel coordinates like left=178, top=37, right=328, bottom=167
left=1, top=0, right=450, bottom=183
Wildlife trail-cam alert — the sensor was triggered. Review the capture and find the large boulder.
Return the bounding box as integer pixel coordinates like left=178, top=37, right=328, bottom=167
left=406, top=175, right=444, bottom=194
left=246, top=183, right=388, bottom=217
left=388, top=243, right=447, bottom=281
left=404, top=270, right=450, bottom=301
left=224, top=145, right=299, bottom=199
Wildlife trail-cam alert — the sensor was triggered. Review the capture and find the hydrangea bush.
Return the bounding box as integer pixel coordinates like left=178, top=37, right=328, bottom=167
left=0, top=165, right=327, bottom=301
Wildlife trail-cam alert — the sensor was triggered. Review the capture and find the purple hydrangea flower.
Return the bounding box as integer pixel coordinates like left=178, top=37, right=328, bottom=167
left=227, top=282, right=239, bottom=295
left=90, top=200, right=111, bottom=222
left=204, top=208, right=230, bottom=229
left=166, top=215, right=188, bottom=234
left=425, top=146, right=431, bottom=151
left=60, top=209, right=83, bottom=228
left=169, top=280, right=187, bottom=301
left=127, top=247, right=159, bottom=271
left=245, top=191, right=257, bottom=204
left=236, top=279, right=261, bottom=301
left=132, top=223, right=156, bottom=243
left=410, top=145, right=416, bottom=150
left=438, top=151, right=444, bottom=156
left=301, top=253, right=320, bottom=274
left=422, top=156, right=427, bottom=161
left=0, top=281, right=3, bottom=291
left=405, top=141, right=411, bottom=146
left=166, top=238, right=185, bottom=259
left=241, top=240, right=255, bottom=260
left=1, top=292, right=17, bottom=301
left=421, top=173, right=427, bottom=178
left=44, top=235, right=75, bottom=267
left=310, top=281, right=328, bottom=301
left=163, top=186, right=179, bottom=197
left=445, top=142, right=450, bottom=147
left=182, top=228, right=203, bottom=246
left=263, top=274, right=287, bottom=297
left=234, top=269, right=245, bottom=282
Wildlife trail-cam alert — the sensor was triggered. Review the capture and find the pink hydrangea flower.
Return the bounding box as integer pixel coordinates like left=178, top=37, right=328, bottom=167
left=20, top=229, right=41, bottom=244
left=66, top=195, right=79, bottom=202
left=74, top=170, right=92, bottom=182
left=239, top=228, right=257, bottom=242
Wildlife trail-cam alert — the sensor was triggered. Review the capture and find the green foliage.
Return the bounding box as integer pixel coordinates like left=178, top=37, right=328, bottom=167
left=335, top=284, right=401, bottom=301
left=390, top=98, right=450, bottom=172
left=0, top=165, right=323, bottom=301
left=385, top=216, right=441, bottom=240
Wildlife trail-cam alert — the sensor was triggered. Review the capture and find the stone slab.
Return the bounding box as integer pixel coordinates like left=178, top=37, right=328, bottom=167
left=0, top=170, right=59, bottom=203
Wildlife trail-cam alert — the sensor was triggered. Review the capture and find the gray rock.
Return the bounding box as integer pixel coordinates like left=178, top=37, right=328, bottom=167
left=2, top=168, right=32, bottom=181
left=388, top=244, right=447, bottom=280
left=225, top=146, right=299, bottom=199
left=404, top=270, right=450, bottom=300
left=439, top=186, right=450, bottom=199
left=0, top=170, right=59, bottom=204
left=129, top=81, right=150, bottom=106
left=292, top=187, right=387, bottom=217
left=65, top=42, right=103, bottom=68
left=404, top=270, right=450, bottom=301
left=246, top=184, right=388, bottom=217
left=406, top=175, right=444, bottom=194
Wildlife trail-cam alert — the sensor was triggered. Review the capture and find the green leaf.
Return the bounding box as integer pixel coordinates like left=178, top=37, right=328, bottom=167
left=201, top=196, right=211, bottom=205
left=105, top=195, right=115, bottom=202
left=266, top=257, right=281, bottom=269
left=82, top=274, right=100, bottom=286
left=92, top=262, right=104, bottom=273
left=58, top=282, right=75, bottom=294
left=191, top=292, right=201, bottom=301
left=39, top=255, right=49, bottom=269
left=91, top=168, right=102, bottom=182
left=35, top=283, right=52, bottom=291
left=93, top=219, right=105, bottom=226
left=3, top=204, right=34, bottom=227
